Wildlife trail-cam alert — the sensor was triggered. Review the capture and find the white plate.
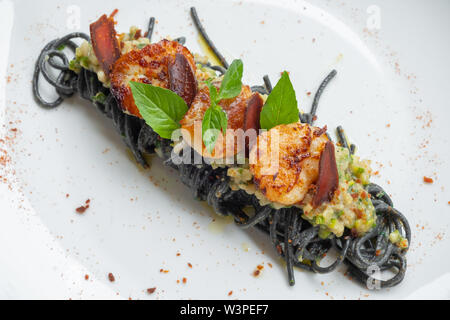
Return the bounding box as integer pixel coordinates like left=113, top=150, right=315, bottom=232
left=1, top=0, right=449, bottom=300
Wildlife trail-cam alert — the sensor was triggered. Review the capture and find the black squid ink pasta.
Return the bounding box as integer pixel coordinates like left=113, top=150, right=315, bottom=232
left=32, top=7, right=411, bottom=289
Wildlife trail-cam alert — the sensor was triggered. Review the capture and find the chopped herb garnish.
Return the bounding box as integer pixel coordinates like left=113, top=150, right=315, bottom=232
left=68, top=59, right=80, bottom=72
left=92, top=92, right=107, bottom=104
left=376, top=191, right=386, bottom=198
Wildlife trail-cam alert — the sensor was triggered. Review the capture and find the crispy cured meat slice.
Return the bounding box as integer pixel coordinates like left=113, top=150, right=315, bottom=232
left=312, top=141, right=339, bottom=207
left=90, top=14, right=121, bottom=74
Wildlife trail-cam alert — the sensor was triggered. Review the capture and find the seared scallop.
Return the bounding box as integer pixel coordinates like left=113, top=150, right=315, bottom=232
left=110, top=39, right=197, bottom=117
left=249, top=122, right=329, bottom=206
left=180, top=83, right=262, bottom=160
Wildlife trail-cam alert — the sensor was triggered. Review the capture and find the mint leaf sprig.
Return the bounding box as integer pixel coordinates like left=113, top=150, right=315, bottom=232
left=202, top=59, right=243, bottom=154
left=260, top=71, right=299, bottom=130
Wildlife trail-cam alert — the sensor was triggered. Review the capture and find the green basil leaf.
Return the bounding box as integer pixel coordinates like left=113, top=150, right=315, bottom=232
left=202, top=105, right=228, bottom=154
left=217, top=59, right=243, bottom=101
left=260, top=71, right=299, bottom=130
left=130, top=81, right=188, bottom=139
left=205, top=80, right=218, bottom=108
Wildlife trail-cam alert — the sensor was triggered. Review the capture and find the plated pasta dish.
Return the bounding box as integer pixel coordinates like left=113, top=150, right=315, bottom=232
left=33, top=8, right=411, bottom=289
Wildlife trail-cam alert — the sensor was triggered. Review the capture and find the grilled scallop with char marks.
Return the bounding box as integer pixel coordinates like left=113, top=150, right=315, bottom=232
left=249, top=122, right=329, bottom=206
left=110, top=39, right=197, bottom=117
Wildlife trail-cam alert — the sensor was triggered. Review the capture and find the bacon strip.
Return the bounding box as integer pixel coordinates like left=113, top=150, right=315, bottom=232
left=244, top=93, right=264, bottom=154
left=312, top=141, right=339, bottom=207
left=244, top=93, right=263, bottom=132
left=168, top=53, right=197, bottom=107
left=89, top=14, right=121, bottom=74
